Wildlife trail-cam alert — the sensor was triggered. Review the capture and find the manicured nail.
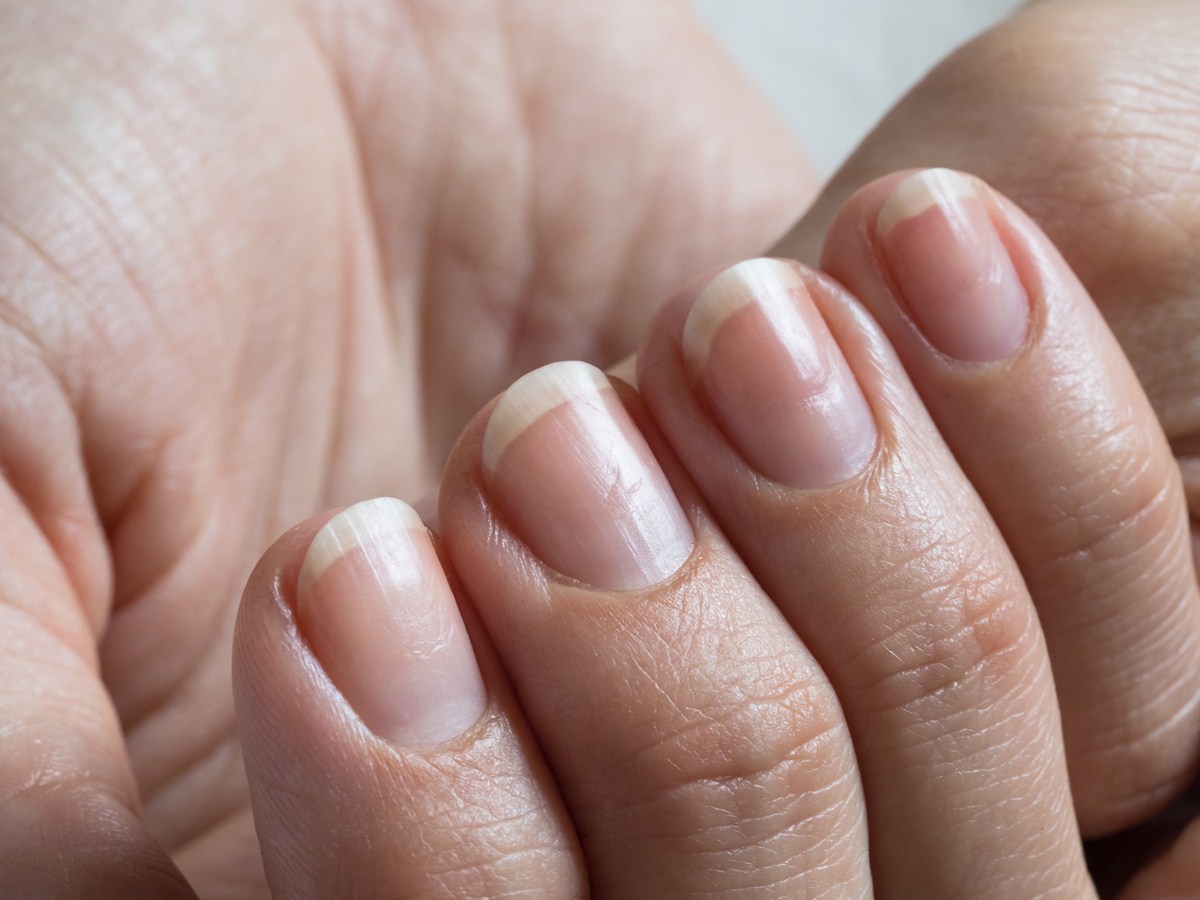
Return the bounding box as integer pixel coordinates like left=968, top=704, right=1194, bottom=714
left=482, top=361, right=693, bottom=590
left=877, top=169, right=1029, bottom=362
left=297, top=498, right=487, bottom=747
left=682, top=259, right=877, bottom=488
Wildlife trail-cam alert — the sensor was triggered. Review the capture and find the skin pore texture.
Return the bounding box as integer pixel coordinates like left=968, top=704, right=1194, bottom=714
left=3, top=0, right=1200, bottom=895
left=0, top=1, right=809, bottom=896
left=240, top=163, right=1188, bottom=895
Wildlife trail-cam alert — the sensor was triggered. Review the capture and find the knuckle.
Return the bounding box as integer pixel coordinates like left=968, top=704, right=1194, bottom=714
left=625, top=667, right=860, bottom=867
left=1034, top=418, right=1187, bottom=598
left=1069, top=655, right=1200, bottom=833
left=845, top=529, right=1040, bottom=727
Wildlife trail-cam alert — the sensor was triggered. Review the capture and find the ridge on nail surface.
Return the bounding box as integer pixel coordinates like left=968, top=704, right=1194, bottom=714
left=482, top=360, right=694, bottom=590
left=296, top=497, right=488, bottom=747
left=876, top=168, right=1028, bottom=362
left=681, top=259, right=877, bottom=488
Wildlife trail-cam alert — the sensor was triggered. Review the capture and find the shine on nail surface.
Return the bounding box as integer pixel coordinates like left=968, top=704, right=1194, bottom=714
left=297, top=498, right=488, bottom=748
left=877, top=169, right=1029, bottom=362
left=482, top=361, right=694, bottom=591
left=682, top=258, right=877, bottom=488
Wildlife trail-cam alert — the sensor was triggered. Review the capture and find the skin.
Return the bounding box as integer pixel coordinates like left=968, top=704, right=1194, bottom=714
left=236, top=170, right=1184, bottom=897
left=772, top=1, right=1200, bottom=859
left=0, top=1, right=807, bottom=896
left=2, top=0, right=1200, bottom=895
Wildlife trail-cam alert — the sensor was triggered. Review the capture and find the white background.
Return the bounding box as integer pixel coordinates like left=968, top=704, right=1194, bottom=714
left=691, top=1, right=1023, bottom=173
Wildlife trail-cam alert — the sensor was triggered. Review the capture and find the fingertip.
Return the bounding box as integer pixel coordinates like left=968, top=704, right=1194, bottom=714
left=822, top=167, right=1085, bottom=362
left=237, top=499, right=491, bottom=752
left=234, top=501, right=584, bottom=897
left=819, top=169, right=919, bottom=276
left=0, top=784, right=199, bottom=900
left=298, top=498, right=488, bottom=748
left=823, top=168, right=1200, bottom=834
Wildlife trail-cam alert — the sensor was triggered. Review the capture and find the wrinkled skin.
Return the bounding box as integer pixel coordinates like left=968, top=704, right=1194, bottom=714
left=2, top=0, right=1200, bottom=895
left=781, top=0, right=1200, bottom=471
left=0, top=1, right=809, bottom=895
left=770, top=5, right=1200, bottom=890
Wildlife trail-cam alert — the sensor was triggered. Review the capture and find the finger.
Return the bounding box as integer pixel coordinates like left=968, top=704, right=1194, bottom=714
left=439, top=362, right=872, bottom=897
left=234, top=499, right=583, bottom=898
left=0, top=338, right=194, bottom=897
left=766, top=0, right=1200, bottom=583
left=820, top=169, right=1200, bottom=835
left=0, top=489, right=194, bottom=897
left=637, top=259, right=1091, bottom=896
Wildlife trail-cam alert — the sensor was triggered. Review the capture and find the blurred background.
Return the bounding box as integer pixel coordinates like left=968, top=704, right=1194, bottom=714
left=692, top=0, right=1023, bottom=173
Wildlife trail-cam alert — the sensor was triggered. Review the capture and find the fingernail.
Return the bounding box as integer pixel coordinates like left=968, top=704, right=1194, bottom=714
left=877, top=169, right=1029, bottom=362
left=682, top=259, right=877, bottom=488
left=482, top=361, right=693, bottom=590
left=297, top=498, right=487, bottom=747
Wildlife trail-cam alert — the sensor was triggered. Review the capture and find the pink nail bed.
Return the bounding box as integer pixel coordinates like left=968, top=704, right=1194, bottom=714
left=877, top=169, right=1029, bottom=362
left=682, top=258, right=877, bottom=488
left=297, top=498, right=487, bottom=748
left=482, top=361, right=694, bottom=591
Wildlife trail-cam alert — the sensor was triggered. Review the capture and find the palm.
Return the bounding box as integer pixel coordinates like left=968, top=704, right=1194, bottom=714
left=0, top=0, right=810, bottom=895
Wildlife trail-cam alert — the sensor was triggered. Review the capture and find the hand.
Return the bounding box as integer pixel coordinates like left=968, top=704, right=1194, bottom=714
left=0, top=1, right=810, bottom=895
left=235, top=165, right=1181, bottom=896
left=234, top=0, right=1200, bottom=893
left=772, top=2, right=1200, bottom=886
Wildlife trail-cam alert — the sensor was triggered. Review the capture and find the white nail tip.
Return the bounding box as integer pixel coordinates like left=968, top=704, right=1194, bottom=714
left=482, top=361, right=612, bottom=474
left=683, top=258, right=806, bottom=364
left=299, top=498, right=424, bottom=595
left=877, top=168, right=979, bottom=237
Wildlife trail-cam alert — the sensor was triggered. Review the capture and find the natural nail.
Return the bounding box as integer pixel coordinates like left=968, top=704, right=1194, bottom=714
left=297, top=498, right=487, bottom=747
left=482, top=361, right=693, bottom=590
left=682, top=258, right=877, bottom=488
left=877, top=168, right=1029, bottom=362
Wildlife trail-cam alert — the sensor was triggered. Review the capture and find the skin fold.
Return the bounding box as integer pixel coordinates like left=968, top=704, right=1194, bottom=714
left=2, top=0, right=1200, bottom=895
left=0, top=0, right=808, bottom=896
left=236, top=167, right=1184, bottom=896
